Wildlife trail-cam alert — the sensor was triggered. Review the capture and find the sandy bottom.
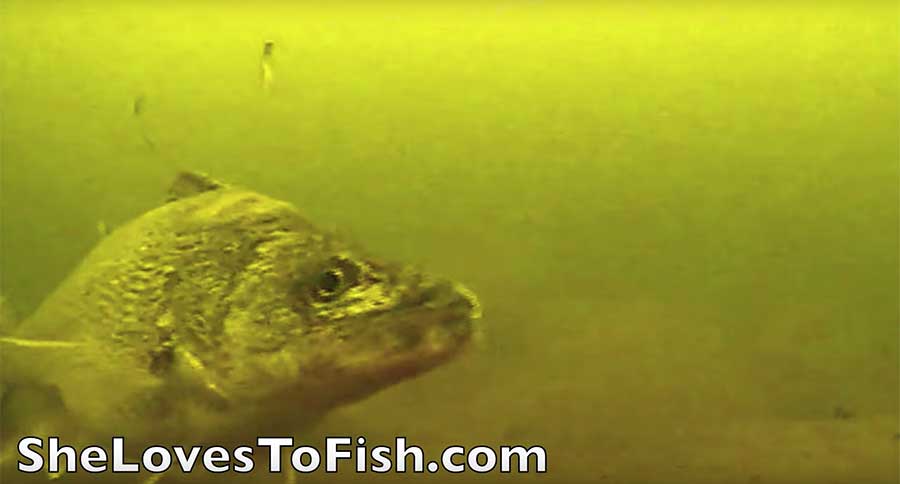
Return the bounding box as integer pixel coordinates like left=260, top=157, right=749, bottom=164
left=291, top=411, right=897, bottom=484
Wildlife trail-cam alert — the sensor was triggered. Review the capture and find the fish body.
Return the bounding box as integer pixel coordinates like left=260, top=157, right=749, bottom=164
left=0, top=172, right=480, bottom=477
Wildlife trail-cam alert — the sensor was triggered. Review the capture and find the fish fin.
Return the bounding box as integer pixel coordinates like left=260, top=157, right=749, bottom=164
left=0, top=337, right=84, bottom=391
left=0, top=337, right=85, bottom=349
left=0, top=383, right=70, bottom=480
left=166, top=171, right=228, bottom=202
left=0, top=297, right=18, bottom=399
left=176, top=348, right=231, bottom=409
left=0, top=295, right=18, bottom=335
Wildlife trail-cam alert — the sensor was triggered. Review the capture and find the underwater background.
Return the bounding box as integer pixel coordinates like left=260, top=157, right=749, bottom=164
left=1, top=1, right=897, bottom=483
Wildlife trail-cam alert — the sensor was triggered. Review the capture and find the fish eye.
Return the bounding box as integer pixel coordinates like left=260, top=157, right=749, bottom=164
left=316, top=268, right=343, bottom=296
left=309, top=255, right=365, bottom=302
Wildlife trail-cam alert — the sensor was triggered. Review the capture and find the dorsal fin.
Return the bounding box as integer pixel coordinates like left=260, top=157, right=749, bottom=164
left=167, top=171, right=228, bottom=202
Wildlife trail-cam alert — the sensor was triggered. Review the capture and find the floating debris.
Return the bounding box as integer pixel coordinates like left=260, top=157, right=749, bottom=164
left=132, top=94, right=157, bottom=151
left=133, top=94, right=146, bottom=116
left=260, top=40, right=275, bottom=93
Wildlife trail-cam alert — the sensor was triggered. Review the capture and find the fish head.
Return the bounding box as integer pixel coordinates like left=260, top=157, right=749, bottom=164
left=171, top=188, right=481, bottom=428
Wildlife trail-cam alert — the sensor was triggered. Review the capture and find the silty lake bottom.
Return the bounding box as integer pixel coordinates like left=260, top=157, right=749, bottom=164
left=0, top=1, right=897, bottom=483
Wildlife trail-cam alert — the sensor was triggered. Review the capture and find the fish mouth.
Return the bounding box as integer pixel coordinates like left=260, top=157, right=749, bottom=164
left=451, top=282, right=482, bottom=321
left=289, top=276, right=482, bottom=411
left=380, top=279, right=481, bottom=357
left=330, top=280, right=481, bottom=396
left=405, top=279, right=481, bottom=321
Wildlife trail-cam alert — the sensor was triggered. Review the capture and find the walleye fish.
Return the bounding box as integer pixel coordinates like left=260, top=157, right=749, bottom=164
left=0, top=172, right=481, bottom=482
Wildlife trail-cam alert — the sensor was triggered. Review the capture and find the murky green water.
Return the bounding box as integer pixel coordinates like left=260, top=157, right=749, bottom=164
left=1, top=2, right=897, bottom=483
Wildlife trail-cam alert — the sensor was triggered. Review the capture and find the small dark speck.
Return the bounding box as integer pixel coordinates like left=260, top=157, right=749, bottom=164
left=893, top=432, right=899, bottom=441
left=262, top=40, right=275, bottom=57
left=833, top=406, right=854, bottom=420
left=133, top=95, right=146, bottom=116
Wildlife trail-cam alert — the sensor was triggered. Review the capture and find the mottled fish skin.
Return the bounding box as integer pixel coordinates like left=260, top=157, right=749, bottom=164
left=1, top=172, right=480, bottom=455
